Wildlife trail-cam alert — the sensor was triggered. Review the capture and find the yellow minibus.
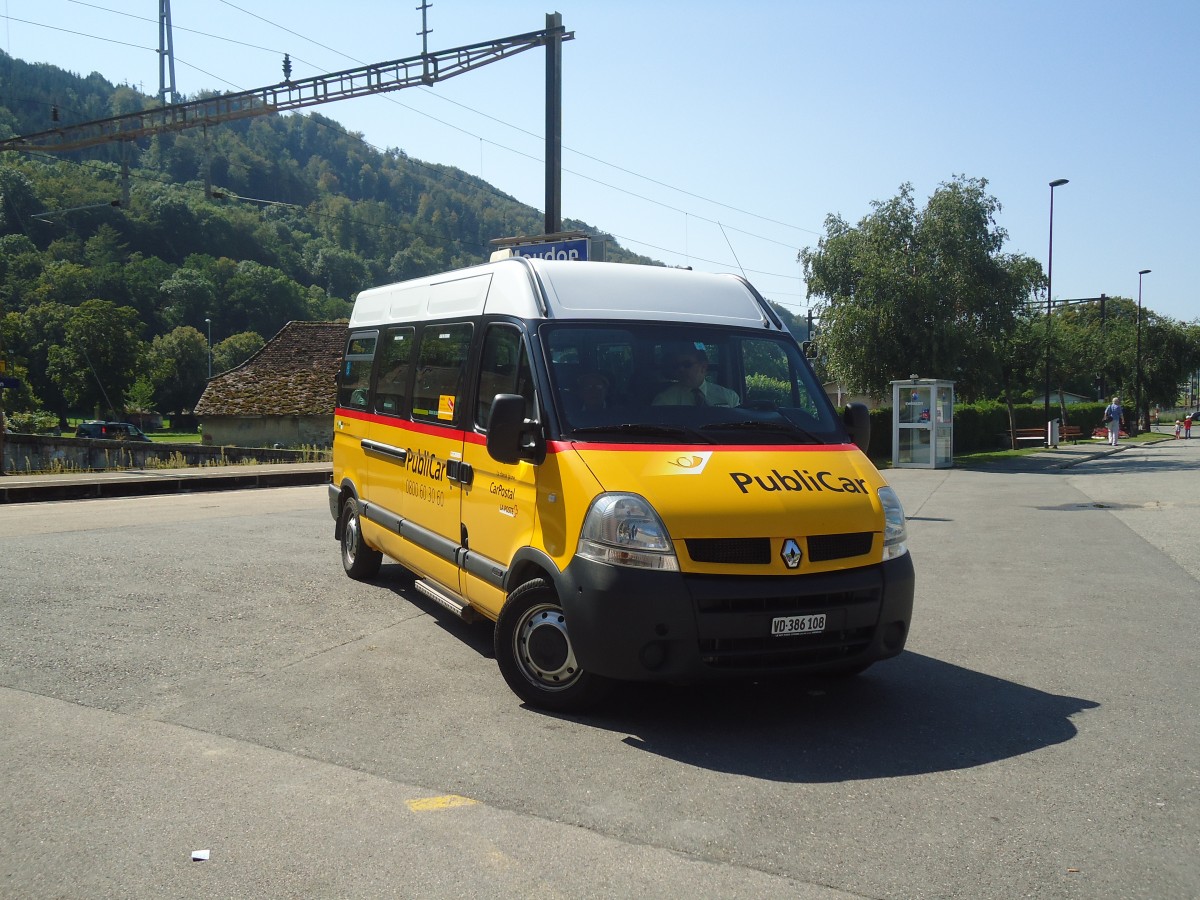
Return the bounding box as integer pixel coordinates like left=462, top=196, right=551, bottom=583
left=331, top=258, right=913, bottom=710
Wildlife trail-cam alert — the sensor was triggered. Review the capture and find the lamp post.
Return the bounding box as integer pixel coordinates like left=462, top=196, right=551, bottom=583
left=1134, top=269, right=1150, bottom=434
left=1044, top=178, right=1069, bottom=444
left=204, top=317, right=212, bottom=379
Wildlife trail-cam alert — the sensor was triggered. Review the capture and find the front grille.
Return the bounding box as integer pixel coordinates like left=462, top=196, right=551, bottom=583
left=686, top=533, right=874, bottom=567
left=698, top=627, right=876, bottom=669
left=686, top=537, right=770, bottom=565
left=808, top=532, right=873, bottom=562
left=695, top=585, right=878, bottom=615
left=693, top=578, right=881, bottom=671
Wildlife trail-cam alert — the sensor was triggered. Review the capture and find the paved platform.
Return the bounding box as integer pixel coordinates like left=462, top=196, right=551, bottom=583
left=0, top=461, right=332, bottom=504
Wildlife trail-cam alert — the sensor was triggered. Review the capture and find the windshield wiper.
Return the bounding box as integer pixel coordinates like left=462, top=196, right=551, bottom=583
left=571, top=423, right=715, bottom=443
left=701, top=420, right=827, bottom=443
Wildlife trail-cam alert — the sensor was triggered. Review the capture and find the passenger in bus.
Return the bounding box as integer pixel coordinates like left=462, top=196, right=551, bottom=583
left=575, top=371, right=609, bottom=411
left=653, top=348, right=738, bottom=407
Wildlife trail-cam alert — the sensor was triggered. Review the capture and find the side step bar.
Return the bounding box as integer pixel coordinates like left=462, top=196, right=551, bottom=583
left=414, top=579, right=479, bottom=623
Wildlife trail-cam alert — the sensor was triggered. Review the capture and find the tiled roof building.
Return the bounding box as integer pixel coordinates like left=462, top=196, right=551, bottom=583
left=195, top=321, right=346, bottom=448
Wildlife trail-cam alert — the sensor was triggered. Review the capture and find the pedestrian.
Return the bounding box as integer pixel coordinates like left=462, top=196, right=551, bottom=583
left=1175, top=419, right=1183, bottom=439
left=1186, top=412, right=1193, bottom=439
left=1103, top=396, right=1122, bottom=446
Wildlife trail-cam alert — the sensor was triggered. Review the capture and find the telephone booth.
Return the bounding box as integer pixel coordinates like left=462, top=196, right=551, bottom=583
left=891, top=377, right=955, bottom=468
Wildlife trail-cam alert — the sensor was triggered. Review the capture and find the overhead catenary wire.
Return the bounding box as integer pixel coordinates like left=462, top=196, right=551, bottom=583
left=3, top=3, right=817, bottom=288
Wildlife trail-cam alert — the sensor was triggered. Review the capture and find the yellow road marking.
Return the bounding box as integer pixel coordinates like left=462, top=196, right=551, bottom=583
left=406, top=794, right=477, bottom=812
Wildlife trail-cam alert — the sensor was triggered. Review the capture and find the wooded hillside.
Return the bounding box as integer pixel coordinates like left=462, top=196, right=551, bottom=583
left=0, top=51, right=659, bottom=422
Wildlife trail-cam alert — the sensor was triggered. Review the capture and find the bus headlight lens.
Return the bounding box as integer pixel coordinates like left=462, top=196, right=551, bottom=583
left=577, top=493, right=679, bottom=571
left=879, top=486, right=909, bottom=561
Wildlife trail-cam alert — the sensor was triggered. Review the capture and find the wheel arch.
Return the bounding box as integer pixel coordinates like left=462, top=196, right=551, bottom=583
left=333, top=479, right=361, bottom=541
left=503, top=546, right=565, bottom=601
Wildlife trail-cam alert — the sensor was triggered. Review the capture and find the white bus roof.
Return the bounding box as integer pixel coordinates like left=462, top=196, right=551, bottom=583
left=348, top=258, right=781, bottom=330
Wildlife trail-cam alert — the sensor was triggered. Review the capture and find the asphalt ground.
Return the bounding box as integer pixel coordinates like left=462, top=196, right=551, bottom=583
left=1, top=431, right=1197, bottom=898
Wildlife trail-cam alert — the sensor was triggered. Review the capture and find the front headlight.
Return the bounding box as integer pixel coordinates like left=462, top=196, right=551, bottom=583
left=576, top=493, right=679, bottom=571
left=878, top=485, right=909, bottom=561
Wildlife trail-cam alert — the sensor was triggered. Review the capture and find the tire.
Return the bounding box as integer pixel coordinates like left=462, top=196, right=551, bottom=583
left=340, top=496, right=382, bottom=580
left=495, top=578, right=611, bottom=712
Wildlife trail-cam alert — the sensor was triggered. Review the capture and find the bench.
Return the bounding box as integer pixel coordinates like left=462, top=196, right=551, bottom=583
left=1060, top=425, right=1084, bottom=443
left=1012, top=428, right=1046, bottom=445
left=1005, top=425, right=1085, bottom=446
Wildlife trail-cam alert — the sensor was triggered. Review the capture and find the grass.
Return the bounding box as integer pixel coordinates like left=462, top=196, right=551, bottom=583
left=147, top=432, right=206, bottom=444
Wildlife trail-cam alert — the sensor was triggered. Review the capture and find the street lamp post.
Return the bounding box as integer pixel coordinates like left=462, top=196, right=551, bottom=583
left=1044, top=179, right=1069, bottom=444
left=1134, top=269, right=1151, bottom=435
left=204, top=317, right=212, bottom=379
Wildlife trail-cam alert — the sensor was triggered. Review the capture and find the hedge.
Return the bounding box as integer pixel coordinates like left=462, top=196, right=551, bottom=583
left=858, top=400, right=1109, bottom=460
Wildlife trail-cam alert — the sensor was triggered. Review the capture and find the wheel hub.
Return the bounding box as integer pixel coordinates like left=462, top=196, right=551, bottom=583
left=516, top=605, right=579, bottom=688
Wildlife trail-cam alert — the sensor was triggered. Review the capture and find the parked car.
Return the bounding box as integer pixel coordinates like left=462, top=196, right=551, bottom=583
left=75, top=421, right=152, bottom=442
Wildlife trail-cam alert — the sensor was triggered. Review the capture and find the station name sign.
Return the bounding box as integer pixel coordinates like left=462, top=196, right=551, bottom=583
left=510, top=237, right=588, bottom=261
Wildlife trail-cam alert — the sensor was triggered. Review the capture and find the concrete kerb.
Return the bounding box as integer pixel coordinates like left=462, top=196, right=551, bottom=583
left=0, top=462, right=332, bottom=504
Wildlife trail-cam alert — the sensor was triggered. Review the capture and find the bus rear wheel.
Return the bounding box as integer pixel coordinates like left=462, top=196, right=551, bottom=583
left=340, top=496, right=382, bottom=580
left=495, top=578, right=611, bottom=712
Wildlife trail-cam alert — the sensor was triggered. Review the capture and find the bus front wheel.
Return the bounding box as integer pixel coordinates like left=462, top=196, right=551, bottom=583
left=495, top=578, right=611, bottom=712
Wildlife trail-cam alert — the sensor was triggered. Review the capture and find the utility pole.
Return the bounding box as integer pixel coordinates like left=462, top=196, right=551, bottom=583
left=417, top=0, right=433, bottom=82
left=158, top=0, right=177, bottom=104
left=544, top=12, right=564, bottom=234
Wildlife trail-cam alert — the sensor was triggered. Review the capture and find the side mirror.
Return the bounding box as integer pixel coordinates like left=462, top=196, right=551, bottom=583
left=486, top=393, right=545, bottom=465
left=843, top=402, right=870, bottom=452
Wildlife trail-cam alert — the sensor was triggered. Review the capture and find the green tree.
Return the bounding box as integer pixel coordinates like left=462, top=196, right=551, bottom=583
left=2, top=301, right=72, bottom=423
left=387, top=237, right=445, bottom=282
left=125, top=376, right=157, bottom=415
left=121, top=253, right=176, bottom=329
left=1139, top=314, right=1199, bottom=426
left=0, top=233, right=44, bottom=313
left=84, top=224, right=129, bottom=267
left=46, top=299, right=145, bottom=417
left=801, top=177, right=1042, bottom=402
left=30, top=260, right=96, bottom=307
left=224, top=260, right=306, bottom=337
left=147, top=326, right=208, bottom=413
left=304, top=243, right=372, bottom=299
left=158, top=268, right=215, bottom=331
left=304, top=284, right=353, bottom=321
left=212, top=330, right=264, bottom=374
left=0, top=166, right=41, bottom=233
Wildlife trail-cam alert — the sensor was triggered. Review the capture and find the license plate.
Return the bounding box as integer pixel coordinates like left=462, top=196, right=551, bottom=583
left=771, top=613, right=826, bottom=636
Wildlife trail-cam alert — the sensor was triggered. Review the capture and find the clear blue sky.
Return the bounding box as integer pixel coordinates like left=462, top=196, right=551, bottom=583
left=3, top=0, right=1197, bottom=323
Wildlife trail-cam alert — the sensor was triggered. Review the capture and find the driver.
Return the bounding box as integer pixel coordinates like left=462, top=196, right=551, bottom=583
left=653, top=347, right=738, bottom=407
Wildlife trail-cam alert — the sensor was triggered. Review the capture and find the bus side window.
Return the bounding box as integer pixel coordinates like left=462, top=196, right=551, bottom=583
left=412, top=323, right=472, bottom=425
left=476, top=325, right=533, bottom=428
left=338, top=332, right=376, bottom=410
left=374, top=326, right=415, bottom=416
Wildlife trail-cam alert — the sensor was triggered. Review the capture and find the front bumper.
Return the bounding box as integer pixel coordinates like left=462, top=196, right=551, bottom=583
left=556, top=553, right=915, bottom=682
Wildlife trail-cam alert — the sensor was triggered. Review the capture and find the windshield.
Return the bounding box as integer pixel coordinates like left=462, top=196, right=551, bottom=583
left=541, top=322, right=844, bottom=445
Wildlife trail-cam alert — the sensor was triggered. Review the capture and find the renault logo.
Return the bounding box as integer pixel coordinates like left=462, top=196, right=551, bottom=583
left=781, top=538, right=803, bottom=569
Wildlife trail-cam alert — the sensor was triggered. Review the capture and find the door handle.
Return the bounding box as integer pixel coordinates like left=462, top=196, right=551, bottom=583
left=446, top=460, right=474, bottom=486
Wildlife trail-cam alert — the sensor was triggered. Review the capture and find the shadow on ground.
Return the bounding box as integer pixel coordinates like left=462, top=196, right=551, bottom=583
left=563, top=652, right=1097, bottom=783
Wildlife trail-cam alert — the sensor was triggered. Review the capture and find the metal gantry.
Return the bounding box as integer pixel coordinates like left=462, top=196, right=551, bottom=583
left=0, top=25, right=572, bottom=155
